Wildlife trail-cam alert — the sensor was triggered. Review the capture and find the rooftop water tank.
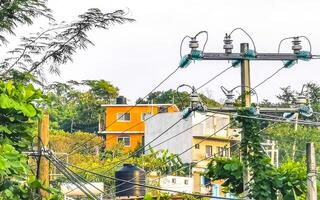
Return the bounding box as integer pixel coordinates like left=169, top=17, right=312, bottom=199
left=115, top=164, right=146, bottom=197
left=116, top=96, right=127, bottom=104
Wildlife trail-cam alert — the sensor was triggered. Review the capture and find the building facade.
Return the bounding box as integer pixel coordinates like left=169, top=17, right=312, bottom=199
left=145, top=111, right=239, bottom=197
left=100, top=100, right=179, bottom=152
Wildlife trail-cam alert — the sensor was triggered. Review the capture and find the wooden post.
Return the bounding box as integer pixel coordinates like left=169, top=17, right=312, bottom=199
left=37, top=113, right=50, bottom=199
left=307, top=143, right=317, bottom=200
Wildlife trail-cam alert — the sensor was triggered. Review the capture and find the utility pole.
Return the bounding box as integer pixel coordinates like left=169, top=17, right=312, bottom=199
left=240, top=43, right=251, bottom=195
left=307, top=143, right=317, bottom=200
left=37, top=113, right=50, bottom=199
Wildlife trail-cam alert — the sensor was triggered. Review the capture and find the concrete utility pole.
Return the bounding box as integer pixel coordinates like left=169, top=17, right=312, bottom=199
left=307, top=143, right=317, bottom=200
left=37, top=113, right=50, bottom=199
left=240, top=43, right=251, bottom=194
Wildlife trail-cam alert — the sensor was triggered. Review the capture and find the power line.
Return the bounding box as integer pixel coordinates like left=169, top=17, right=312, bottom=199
left=57, top=159, right=239, bottom=200
left=66, top=66, right=181, bottom=155
left=197, top=65, right=234, bottom=91
left=45, top=152, right=98, bottom=199
left=253, top=66, right=285, bottom=90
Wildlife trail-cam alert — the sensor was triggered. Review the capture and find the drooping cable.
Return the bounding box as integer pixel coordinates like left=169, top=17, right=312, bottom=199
left=45, top=153, right=98, bottom=199
left=66, top=66, right=180, bottom=156
left=57, top=159, right=239, bottom=200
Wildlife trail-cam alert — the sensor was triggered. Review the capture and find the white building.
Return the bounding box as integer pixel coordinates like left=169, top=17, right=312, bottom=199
left=145, top=111, right=235, bottom=163
left=160, top=175, right=193, bottom=194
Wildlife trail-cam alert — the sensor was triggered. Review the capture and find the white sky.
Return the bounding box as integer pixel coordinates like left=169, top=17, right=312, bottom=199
left=34, top=0, right=320, bottom=103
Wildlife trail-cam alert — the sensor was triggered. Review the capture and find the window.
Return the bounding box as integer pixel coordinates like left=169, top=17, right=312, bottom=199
left=184, top=180, right=189, bottom=185
left=117, top=112, right=130, bottom=121
left=141, top=112, right=151, bottom=121
left=118, top=137, right=130, bottom=146
left=159, top=106, right=168, bottom=113
left=195, top=144, right=200, bottom=149
left=205, top=145, right=212, bottom=157
left=217, top=147, right=229, bottom=157
left=172, top=178, right=176, bottom=184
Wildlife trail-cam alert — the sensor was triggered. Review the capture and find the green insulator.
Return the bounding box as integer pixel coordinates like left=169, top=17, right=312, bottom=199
left=248, top=107, right=258, bottom=116
left=179, top=55, right=191, bottom=68
left=244, top=49, right=256, bottom=59
left=182, top=108, right=192, bottom=119
left=190, top=50, right=203, bottom=60
left=297, top=51, right=312, bottom=61
left=283, top=60, right=296, bottom=68
left=232, top=60, right=241, bottom=67
left=299, top=105, right=313, bottom=117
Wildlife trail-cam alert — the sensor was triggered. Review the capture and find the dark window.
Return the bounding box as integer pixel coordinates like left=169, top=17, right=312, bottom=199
left=159, top=106, right=168, bottom=113
left=206, top=145, right=212, bottom=157
left=141, top=112, right=151, bottom=121
left=184, top=180, right=189, bottom=185
left=172, top=178, right=176, bottom=184
left=195, top=144, right=200, bottom=149
left=117, top=113, right=130, bottom=121
left=118, top=137, right=130, bottom=146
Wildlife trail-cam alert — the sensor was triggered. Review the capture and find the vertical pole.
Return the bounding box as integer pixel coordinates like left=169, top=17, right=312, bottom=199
left=307, top=143, right=317, bottom=200
left=37, top=113, right=50, bottom=199
left=241, top=43, right=251, bottom=107
left=240, top=43, right=251, bottom=195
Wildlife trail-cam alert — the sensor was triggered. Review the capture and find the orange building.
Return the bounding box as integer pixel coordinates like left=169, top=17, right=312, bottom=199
left=100, top=97, right=179, bottom=152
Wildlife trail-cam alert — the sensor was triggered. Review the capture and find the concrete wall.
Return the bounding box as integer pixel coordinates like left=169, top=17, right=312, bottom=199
left=145, top=112, right=193, bottom=163
left=160, top=176, right=193, bottom=194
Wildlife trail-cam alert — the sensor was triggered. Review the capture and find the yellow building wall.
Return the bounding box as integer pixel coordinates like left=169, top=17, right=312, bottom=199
left=192, top=137, right=231, bottom=161
left=104, top=104, right=178, bottom=151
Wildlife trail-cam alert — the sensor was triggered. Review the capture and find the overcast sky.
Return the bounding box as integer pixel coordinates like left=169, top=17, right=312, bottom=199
left=40, top=0, right=320, bottom=103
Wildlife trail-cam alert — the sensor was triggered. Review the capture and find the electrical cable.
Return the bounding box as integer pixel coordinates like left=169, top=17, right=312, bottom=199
left=278, top=36, right=312, bottom=54
left=112, top=141, right=241, bottom=197
left=45, top=153, right=98, bottom=199
left=102, top=117, right=185, bottom=172
left=57, top=160, right=240, bottom=200
left=197, top=65, right=234, bottom=91
left=252, top=65, right=285, bottom=90
left=228, top=28, right=257, bottom=53
left=180, top=35, right=192, bottom=59
left=47, top=152, right=105, bottom=197
left=66, top=66, right=181, bottom=156
left=207, top=110, right=320, bottom=126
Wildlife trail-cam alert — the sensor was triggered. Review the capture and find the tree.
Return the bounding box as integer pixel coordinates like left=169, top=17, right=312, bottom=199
left=0, top=81, right=62, bottom=199
left=47, top=80, right=119, bottom=132
left=136, top=89, right=220, bottom=110
left=0, top=6, right=134, bottom=82
left=1, top=0, right=133, bottom=198
left=276, top=86, right=295, bottom=106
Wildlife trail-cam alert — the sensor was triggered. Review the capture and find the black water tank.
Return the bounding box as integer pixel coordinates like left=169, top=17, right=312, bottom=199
left=116, top=96, right=127, bottom=104
left=115, top=164, right=146, bottom=197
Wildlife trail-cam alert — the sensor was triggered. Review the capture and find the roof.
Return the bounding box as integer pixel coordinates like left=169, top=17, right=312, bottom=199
left=192, top=135, right=236, bottom=142
left=101, top=103, right=177, bottom=107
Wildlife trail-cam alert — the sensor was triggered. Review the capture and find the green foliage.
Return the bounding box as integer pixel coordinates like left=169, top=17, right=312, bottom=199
left=237, top=109, right=277, bottom=199
left=267, top=124, right=320, bottom=163
left=0, top=0, right=52, bottom=45
left=205, top=157, right=307, bottom=200
left=49, top=130, right=104, bottom=154
left=0, top=80, right=61, bottom=199
left=136, top=89, right=220, bottom=110
left=276, top=160, right=306, bottom=200
left=46, top=80, right=119, bottom=132
left=205, top=109, right=309, bottom=199
left=205, top=157, right=243, bottom=194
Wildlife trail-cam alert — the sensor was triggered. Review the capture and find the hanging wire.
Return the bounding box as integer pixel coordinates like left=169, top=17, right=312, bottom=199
left=277, top=35, right=312, bottom=54
left=228, top=28, right=257, bottom=53
left=197, top=65, right=234, bottom=91
left=252, top=65, right=286, bottom=90
left=56, top=159, right=239, bottom=200
left=66, top=66, right=181, bottom=156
